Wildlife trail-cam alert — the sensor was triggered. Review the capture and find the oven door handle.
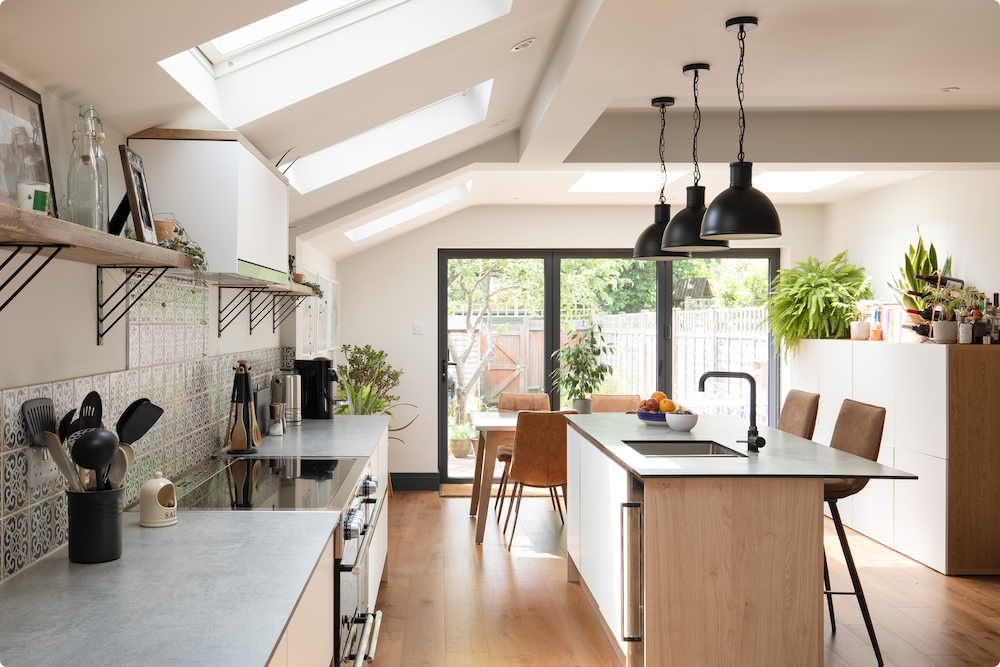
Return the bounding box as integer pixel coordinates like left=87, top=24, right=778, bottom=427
left=339, top=489, right=386, bottom=574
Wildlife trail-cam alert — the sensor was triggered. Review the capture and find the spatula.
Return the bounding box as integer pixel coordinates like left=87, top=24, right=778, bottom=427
left=106, top=444, right=135, bottom=490
left=118, top=400, right=163, bottom=445
left=43, top=431, right=85, bottom=493
left=58, top=409, right=75, bottom=443
left=80, top=391, right=102, bottom=430
left=21, top=398, right=56, bottom=448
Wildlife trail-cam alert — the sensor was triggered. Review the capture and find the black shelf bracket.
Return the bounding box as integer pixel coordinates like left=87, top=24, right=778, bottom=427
left=0, top=243, right=69, bottom=314
left=218, top=285, right=267, bottom=337
left=97, top=265, right=169, bottom=345
left=272, top=292, right=307, bottom=332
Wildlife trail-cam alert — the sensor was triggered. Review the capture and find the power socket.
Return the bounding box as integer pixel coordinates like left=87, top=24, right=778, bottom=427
left=27, top=447, right=59, bottom=488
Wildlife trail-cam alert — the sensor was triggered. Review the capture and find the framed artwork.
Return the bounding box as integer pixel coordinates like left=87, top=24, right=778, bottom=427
left=118, top=145, right=158, bottom=244
left=327, top=278, right=340, bottom=353
left=301, top=269, right=317, bottom=355
left=0, top=70, right=57, bottom=215
left=317, top=274, right=330, bottom=354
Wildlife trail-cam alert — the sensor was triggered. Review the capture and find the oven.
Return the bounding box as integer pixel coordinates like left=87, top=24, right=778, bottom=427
left=337, top=470, right=385, bottom=665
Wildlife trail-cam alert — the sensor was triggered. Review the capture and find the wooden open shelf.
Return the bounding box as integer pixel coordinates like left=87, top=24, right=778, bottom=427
left=0, top=202, right=193, bottom=269
left=216, top=281, right=317, bottom=297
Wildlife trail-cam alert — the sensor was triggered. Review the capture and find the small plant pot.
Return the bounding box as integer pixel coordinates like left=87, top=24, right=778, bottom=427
left=153, top=218, right=175, bottom=242
left=572, top=398, right=592, bottom=414
left=292, top=273, right=305, bottom=284
left=933, top=320, right=958, bottom=344
left=850, top=321, right=871, bottom=340
left=450, top=437, right=474, bottom=458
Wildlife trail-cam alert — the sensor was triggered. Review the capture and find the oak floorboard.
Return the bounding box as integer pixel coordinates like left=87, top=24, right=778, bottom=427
left=398, top=573, right=446, bottom=667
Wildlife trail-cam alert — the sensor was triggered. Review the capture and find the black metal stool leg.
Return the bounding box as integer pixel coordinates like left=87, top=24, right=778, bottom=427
left=829, top=500, right=883, bottom=666
left=823, top=550, right=836, bottom=632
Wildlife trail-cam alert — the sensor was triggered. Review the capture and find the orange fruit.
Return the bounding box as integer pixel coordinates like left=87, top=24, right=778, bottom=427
left=659, top=398, right=676, bottom=413
left=651, top=391, right=667, bottom=402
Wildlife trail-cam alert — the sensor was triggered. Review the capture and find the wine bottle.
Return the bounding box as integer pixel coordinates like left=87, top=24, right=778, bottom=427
left=904, top=324, right=930, bottom=337
left=915, top=273, right=964, bottom=289
left=906, top=307, right=933, bottom=320
left=907, top=290, right=932, bottom=299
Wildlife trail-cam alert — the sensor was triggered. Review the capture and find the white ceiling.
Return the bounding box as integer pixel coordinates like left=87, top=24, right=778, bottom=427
left=1, top=0, right=998, bottom=260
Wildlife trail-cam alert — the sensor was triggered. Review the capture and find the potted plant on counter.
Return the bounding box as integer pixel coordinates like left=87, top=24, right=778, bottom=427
left=551, top=323, right=614, bottom=414
left=335, top=344, right=417, bottom=442
left=763, top=251, right=872, bottom=357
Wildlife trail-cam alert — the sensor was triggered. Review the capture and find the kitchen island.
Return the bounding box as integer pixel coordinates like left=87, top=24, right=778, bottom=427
left=565, top=413, right=915, bottom=667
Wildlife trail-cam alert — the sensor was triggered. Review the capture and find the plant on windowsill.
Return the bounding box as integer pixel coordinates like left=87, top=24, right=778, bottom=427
left=550, top=323, right=614, bottom=414
left=448, top=423, right=477, bottom=459
left=763, top=251, right=872, bottom=357
left=334, top=344, right=417, bottom=444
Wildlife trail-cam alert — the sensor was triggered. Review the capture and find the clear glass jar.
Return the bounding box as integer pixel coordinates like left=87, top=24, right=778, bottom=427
left=65, top=105, right=109, bottom=231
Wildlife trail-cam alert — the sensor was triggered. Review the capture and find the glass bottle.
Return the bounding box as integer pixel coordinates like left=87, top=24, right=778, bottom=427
left=66, top=105, right=109, bottom=231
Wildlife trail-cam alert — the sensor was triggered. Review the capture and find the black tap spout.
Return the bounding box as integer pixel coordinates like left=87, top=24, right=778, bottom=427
left=697, top=371, right=765, bottom=451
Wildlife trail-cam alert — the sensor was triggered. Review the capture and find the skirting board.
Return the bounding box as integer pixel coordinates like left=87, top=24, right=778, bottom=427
left=390, top=472, right=438, bottom=491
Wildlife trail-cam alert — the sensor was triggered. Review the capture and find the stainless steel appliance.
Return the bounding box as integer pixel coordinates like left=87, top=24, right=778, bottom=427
left=277, top=372, right=302, bottom=426
left=166, top=455, right=385, bottom=664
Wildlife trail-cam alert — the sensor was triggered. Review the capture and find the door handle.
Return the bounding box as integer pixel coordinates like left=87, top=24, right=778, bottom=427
left=441, top=359, right=457, bottom=381
left=621, top=501, right=643, bottom=643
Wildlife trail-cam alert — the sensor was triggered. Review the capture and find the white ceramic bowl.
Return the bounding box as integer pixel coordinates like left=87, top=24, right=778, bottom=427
left=665, top=412, right=698, bottom=432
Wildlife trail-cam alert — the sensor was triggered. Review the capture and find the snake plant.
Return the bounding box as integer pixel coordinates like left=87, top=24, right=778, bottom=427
left=888, top=229, right=952, bottom=311
left=763, top=251, right=872, bottom=357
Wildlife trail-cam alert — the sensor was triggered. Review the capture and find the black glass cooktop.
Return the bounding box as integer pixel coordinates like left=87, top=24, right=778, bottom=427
left=157, top=456, right=359, bottom=511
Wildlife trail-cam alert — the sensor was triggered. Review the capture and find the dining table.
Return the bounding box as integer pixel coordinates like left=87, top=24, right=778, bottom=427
left=468, top=411, right=518, bottom=544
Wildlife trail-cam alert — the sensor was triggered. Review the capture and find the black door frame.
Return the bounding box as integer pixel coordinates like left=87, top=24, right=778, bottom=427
left=438, top=248, right=779, bottom=483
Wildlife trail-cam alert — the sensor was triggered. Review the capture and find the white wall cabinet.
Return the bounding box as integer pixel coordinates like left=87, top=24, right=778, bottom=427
left=791, top=340, right=1000, bottom=575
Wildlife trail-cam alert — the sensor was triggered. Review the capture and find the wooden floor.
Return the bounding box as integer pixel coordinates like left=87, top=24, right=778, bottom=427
left=371, top=491, right=1000, bottom=667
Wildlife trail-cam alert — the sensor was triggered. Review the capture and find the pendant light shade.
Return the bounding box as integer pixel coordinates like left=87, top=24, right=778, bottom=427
left=701, top=161, right=781, bottom=239
left=634, top=204, right=692, bottom=261
left=702, top=17, right=781, bottom=241
left=662, top=186, right=730, bottom=250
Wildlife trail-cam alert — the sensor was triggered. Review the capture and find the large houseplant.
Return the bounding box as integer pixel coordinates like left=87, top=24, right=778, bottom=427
left=888, top=228, right=952, bottom=312
left=764, top=251, right=872, bottom=357
left=550, top=323, right=614, bottom=414
left=335, top=344, right=416, bottom=442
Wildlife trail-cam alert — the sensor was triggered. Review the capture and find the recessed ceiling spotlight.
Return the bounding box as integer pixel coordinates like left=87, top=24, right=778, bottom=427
left=511, top=38, right=536, bottom=52
left=489, top=119, right=508, bottom=128
left=940, top=87, right=960, bottom=93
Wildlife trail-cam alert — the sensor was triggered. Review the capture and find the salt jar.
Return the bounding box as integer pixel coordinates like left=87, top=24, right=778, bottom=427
left=140, top=472, right=177, bottom=527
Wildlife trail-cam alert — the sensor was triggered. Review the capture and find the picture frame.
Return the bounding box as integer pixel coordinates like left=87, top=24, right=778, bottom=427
left=0, top=70, right=57, bottom=216
left=327, top=278, right=340, bottom=353
left=118, top=145, right=158, bottom=244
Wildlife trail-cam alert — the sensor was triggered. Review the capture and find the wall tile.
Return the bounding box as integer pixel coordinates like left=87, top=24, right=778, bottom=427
left=139, top=326, right=153, bottom=367
left=53, top=381, right=74, bottom=418
left=128, top=324, right=140, bottom=369
left=29, top=498, right=53, bottom=562
left=3, top=509, right=28, bottom=577
left=108, top=372, right=125, bottom=420
left=73, top=376, right=93, bottom=406
left=3, top=387, right=28, bottom=451
left=3, top=450, right=27, bottom=514
left=125, top=369, right=140, bottom=406
left=152, top=325, right=164, bottom=365
left=92, top=374, right=109, bottom=406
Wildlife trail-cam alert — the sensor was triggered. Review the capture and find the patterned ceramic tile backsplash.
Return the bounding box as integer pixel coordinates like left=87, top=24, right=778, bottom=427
left=0, top=275, right=283, bottom=580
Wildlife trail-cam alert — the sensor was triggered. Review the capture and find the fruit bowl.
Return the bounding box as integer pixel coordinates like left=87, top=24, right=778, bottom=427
left=665, top=412, right=698, bottom=432
left=636, top=410, right=669, bottom=427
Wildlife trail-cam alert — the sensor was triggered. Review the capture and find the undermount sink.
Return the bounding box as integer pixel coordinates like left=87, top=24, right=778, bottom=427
left=623, top=440, right=747, bottom=458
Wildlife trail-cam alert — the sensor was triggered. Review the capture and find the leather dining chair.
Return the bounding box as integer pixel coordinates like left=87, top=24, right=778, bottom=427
left=494, top=393, right=551, bottom=521
left=775, top=389, right=821, bottom=439
left=823, top=399, right=887, bottom=666
left=503, top=409, right=577, bottom=550
left=591, top=394, right=642, bottom=413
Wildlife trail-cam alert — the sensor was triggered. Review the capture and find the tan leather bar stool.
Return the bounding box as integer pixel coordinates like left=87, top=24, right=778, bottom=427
left=775, top=389, right=821, bottom=439
left=824, top=399, right=887, bottom=667
left=591, top=394, right=642, bottom=413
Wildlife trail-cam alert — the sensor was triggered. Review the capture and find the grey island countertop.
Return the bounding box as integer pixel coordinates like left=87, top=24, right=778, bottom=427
left=567, top=413, right=916, bottom=480
left=229, top=414, right=391, bottom=459
left=0, top=511, right=337, bottom=667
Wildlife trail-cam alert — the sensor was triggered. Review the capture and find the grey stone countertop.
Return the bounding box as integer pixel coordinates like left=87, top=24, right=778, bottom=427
left=0, top=511, right=338, bottom=667
left=567, top=413, right=918, bottom=480
left=232, top=415, right=390, bottom=459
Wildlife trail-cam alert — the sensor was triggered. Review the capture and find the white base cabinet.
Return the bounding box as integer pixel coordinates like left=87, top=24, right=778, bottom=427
left=267, top=536, right=335, bottom=667
left=368, top=427, right=390, bottom=606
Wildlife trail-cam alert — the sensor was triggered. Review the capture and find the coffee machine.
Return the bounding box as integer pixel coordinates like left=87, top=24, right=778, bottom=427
left=294, top=358, right=339, bottom=419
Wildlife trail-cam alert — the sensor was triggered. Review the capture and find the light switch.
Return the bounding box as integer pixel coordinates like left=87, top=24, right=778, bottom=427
left=413, top=323, right=424, bottom=335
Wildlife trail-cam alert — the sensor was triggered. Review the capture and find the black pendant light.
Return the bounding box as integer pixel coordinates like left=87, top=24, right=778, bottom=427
left=701, top=17, right=781, bottom=240
left=662, top=63, right=729, bottom=252
left=633, top=97, right=692, bottom=262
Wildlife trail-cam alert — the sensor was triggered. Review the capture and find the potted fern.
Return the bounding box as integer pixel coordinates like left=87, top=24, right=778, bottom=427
left=763, top=251, right=872, bottom=357
left=551, top=323, right=614, bottom=414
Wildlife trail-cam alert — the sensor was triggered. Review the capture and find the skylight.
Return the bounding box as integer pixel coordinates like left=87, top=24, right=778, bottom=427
left=754, top=171, right=864, bottom=193
left=568, top=171, right=686, bottom=193
left=285, top=80, right=493, bottom=194
left=345, top=181, right=472, bottom=242
left=159, top=0, right=512, bottom=128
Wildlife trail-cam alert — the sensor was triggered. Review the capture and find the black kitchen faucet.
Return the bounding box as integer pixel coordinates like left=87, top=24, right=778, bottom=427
left=697, top=372, right=765, bottom=452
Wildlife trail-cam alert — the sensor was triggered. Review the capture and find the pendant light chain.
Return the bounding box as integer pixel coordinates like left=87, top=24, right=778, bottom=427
left=659, top=102, right=667, bottom=204
left=692, top=70, right=702, bottom=186
left=737, top=25, right=747, bottom=162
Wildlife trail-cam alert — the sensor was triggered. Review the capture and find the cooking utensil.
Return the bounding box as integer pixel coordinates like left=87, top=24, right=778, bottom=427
left=106, top=443, right=135, bottom=490
left=118, top=400, right=163, bottom=446
left=230, top=400, right=249, bottom=453
left=80, top=391, right=102, bottom=430
left=69, top=429, right=119, bottom=488
left=59, top=409, right=75, bottom=443
left=43, top=431, right=85, bottom=493
left=21, top=398, right=55, bottom=447
left=231, top=459, right=248, bottom=506
left=248, top=460, right=261, bottom=505
left=117, top=399, right=147, bottom=440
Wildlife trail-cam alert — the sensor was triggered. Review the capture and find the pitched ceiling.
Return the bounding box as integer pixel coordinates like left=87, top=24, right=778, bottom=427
left=0, top=0, right=997, bottom=261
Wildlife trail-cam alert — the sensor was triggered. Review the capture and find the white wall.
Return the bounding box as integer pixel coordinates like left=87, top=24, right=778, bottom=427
left=337, top=203, right=824, bottom=474
left=825, top=171, right=1000, bottom=302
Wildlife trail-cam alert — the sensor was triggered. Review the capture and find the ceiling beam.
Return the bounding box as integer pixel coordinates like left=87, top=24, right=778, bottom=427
left=517, top=0, right=691, bottom=165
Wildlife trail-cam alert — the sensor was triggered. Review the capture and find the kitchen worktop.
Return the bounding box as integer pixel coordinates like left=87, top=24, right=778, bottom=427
left=567, top=413, right=916, bottom=480
left=0, top=512, right=338, bottom=667
left=228, top=415, right=391, bottom=459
